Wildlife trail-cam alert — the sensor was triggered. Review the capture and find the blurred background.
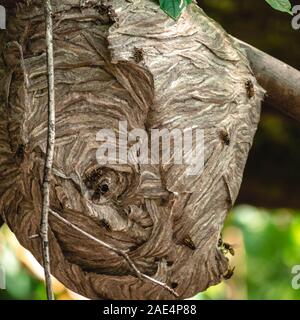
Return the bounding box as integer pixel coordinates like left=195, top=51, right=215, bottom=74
left=1, top=0, right=300, bottom=300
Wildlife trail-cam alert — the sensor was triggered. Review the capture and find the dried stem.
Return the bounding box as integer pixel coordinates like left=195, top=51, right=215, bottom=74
left=40, top=0, right=55, bottom=301
left=49, top=209, right=179, bottom=299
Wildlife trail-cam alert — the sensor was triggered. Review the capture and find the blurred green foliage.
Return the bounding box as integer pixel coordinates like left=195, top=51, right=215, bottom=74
left=197, top=206, right=300, bottom=300
left=0, top=226, right=47, bottom=300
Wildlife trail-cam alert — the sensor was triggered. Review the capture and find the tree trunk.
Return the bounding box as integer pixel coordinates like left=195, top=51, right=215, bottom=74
left=0, top=0, right=264, bottom=299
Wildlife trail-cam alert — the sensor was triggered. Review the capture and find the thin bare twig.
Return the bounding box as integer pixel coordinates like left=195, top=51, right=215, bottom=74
left=40, top=0, right=55, bottom=301
left=49, top=209, right=179, bottom=298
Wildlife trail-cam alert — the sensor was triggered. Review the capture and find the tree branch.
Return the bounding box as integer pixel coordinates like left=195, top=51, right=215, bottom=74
left=40, top=0, right=55, bottom=301
left=235, top=38, right=300, bottom=122
left=49, top=209, right=179, bottom=298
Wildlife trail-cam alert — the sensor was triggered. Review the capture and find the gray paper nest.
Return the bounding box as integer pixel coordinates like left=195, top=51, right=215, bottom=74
left=0, top=0, right=264, bottom=299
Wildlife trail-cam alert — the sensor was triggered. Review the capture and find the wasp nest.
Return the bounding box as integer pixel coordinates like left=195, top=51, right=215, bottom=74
left=0, top=0, right=264, bottom=299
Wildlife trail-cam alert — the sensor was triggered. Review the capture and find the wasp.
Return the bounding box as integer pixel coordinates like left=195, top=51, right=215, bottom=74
left=225, top=196, right=232, bottom=209
left=83, top=168, right=102, bottom=189
left=92, top=183, right=110, bottom=202
left=15, top=143, right=25, bottom=158
left=132, top=47, right=144, bottom=63
left=99, top=183, right=109, bottom=194
left=100, top=218, right=112, bottom=232
left=223, top=242, right=235, bottom=256
left=245, top=80, right=255, bottom=99
left=218, top=238, right=235, bottom=256
left=218, top=237, right=223, bottom=247
left=219, top=129, right=230, bottom=146
left=180, top=234, right=196, bottom=251
left=94, top=183, right=109, bottom=195
left=223, top=266, right=235, bottom=280
left=107, top=5, right=118, bottom=23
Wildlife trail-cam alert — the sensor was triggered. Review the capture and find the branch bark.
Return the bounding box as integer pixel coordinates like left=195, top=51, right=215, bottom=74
left=235, top=38, right=300, bottom=122
left=40, top=0, right=55, bottom=301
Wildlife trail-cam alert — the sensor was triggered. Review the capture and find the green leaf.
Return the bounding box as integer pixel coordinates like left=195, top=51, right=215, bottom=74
left=265, top=0, right=293, bottom=15
left=159, top=0, right=191, bottom=20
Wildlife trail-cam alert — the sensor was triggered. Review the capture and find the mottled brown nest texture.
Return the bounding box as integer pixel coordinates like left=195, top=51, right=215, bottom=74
left=0, top=0, right=264, bottom=299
